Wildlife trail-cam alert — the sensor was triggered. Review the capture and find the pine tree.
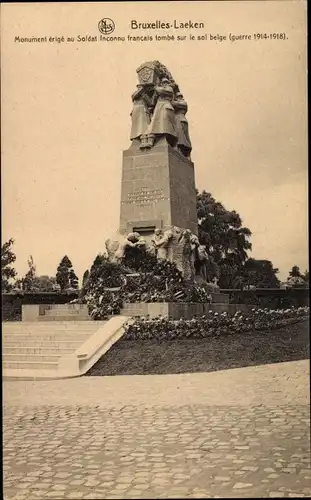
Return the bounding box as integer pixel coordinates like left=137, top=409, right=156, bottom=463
left=289, top=265, right=303, bottom=278
left=56, top=256, right=79, bottom=291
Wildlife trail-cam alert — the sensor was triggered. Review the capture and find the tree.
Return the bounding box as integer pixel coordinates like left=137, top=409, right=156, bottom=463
left=35, top=275, right=57, bottom=292
left=82, top=270, right=90, bottom=288
left=85, top=254, right=126, bottom=291
left=22, top=255, right=37, bottom=291
left=1, top=238, right=17, bottom=292
left=289, top=265, right=303, bottom=278
left=286, top=266, right=308, bottom=288
left=69, top=268, right=79, bottom=289
left=240, top=258, right=280, bottom=289
left=56, top=256, right=79, bottom=291
left=197, top=190, right=252, bottom=288
left=17, top=255, right=58, bottom=291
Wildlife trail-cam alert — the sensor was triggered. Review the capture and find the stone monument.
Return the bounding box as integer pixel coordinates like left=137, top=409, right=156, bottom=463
left=105, top=60, right=222, bottom=285
left=103, top=61, right=245, bottom=317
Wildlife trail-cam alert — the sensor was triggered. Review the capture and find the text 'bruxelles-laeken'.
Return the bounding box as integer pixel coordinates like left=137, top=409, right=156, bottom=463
left=130, top=20, right=205, bottom=30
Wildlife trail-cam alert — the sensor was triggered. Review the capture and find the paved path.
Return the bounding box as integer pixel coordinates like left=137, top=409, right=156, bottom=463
left=3, top=360, right=310, bottom=499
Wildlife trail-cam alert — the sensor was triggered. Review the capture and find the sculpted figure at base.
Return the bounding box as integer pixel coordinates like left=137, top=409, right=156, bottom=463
left=151, top=228, right=173, bottom=260
left=151, top=226, right=196, bottom=280
left=190, top=233, right=200, bottom=275
left=149, top=225, right=221, bottom=285
left=193, top=245, right=220, bottom=290
left=105, top=232, right=146, bottom=263
left=212, top=277, right=220, bottom=290
left=105, top=232, right=124, bottom=262
left=196, top=244, right=209, bottom=281
left=165, top=226, right=183, bottom=264
left=179, top=229, right=195, bottom=281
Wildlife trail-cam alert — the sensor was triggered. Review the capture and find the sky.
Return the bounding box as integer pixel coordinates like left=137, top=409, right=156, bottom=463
left=1, top=1, right=308, bottom=283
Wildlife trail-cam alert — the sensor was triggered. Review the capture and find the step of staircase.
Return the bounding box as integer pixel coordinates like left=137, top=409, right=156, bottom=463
left=44, top=310, right=90, bottom=316
left=3, top=353, right=62, bottom=362
left=4, top=328, right=99, bottom=338
left=3, top=361, right=59, bottom=370
left=38, top=316, right=91, bottom=321
left=3, top=329, right=96, bottom=336
left=3, top=321, right=100, bottom=331
left=48, top=304, right=88, bottom=309
left=3, top=334, right=93, bottom=342
left=3, top=346, right=75, bottom=355
left=4, top=340, right=82, bottom=349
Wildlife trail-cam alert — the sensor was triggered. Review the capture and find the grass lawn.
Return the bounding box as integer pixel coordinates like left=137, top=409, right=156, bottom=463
left=86, top=318, right=309, bottom=376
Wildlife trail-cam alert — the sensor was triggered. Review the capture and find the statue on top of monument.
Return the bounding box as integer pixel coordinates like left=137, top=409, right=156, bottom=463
left=172, top=92, right=192, bottom=158
left=130, top=84, right=154, bottom=144
left=144, top=78, right=178, bottom=149
left=129, top=61, right=192, bottom=156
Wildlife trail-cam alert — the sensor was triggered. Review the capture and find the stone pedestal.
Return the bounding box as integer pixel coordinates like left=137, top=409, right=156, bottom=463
left=119, top=139, right=198, bottom=240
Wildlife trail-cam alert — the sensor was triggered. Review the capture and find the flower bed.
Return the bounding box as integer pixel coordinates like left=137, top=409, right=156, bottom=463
left=123, top=306, right=309, bottom=340
left=86, top=319, right=309, bottom=376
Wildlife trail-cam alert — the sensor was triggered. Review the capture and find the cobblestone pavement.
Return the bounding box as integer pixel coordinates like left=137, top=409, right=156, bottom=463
left=3, top=361, right=310, bottom=499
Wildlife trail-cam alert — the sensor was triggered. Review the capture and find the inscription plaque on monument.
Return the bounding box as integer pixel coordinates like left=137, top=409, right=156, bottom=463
left=121, top=187, right=168, bottom=207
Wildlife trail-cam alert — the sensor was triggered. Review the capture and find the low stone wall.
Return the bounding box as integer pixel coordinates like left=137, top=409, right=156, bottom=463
left=22, top=304, right=51, bottom=322
left=2, top=288, right=309, bottom=322
left=21, top=304, right=91, bottom=322
left=2, top=292, right=79, bottom=321
left=121, top=301, right=251, bottom=319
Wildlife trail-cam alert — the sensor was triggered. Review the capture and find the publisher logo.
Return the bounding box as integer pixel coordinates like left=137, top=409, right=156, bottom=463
left=98, top=18, right=115, bottom=35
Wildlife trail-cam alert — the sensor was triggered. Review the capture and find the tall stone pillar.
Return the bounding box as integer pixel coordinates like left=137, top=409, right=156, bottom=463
left=119, top=139, right=198, bottom=240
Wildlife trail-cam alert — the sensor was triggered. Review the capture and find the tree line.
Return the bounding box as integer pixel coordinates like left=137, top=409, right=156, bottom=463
left=1, top=191, right=309, bottom=292
left=1, top=244, right=78, bottom=292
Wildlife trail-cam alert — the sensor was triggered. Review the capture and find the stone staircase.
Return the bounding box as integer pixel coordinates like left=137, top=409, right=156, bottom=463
left=3, top=322, right=102, bottom=371
left=3, top=315, right=133, bottom=379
